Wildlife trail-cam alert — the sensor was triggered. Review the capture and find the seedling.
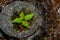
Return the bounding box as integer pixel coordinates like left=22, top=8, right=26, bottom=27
left=12, top=12, right=35, bottom=29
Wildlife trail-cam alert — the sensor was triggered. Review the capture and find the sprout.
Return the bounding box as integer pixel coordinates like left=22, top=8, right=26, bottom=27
left=12, top=12, right=35, bottom=28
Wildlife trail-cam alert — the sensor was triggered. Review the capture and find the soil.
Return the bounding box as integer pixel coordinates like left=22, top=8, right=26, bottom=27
left=0, top=0, right=60, bottom=40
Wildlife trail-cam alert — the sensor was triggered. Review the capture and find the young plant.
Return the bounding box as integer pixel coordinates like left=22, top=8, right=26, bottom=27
left=12, top=12, right=35, bottom=29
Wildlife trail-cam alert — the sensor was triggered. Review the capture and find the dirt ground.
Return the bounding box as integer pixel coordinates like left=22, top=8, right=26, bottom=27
left=0, top=0, right=60, bottom=40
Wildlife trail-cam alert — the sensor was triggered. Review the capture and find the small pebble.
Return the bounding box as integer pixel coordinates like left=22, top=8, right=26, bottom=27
left=58, top=8, right=60, bottom=14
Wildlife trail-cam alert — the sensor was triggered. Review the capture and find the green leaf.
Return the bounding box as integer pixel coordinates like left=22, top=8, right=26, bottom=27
left=20, top=12, right=25, bottom=18
left=12, top=18, right=22, bottom=23
left=24, top=13, right=35, bottom=21
left=22, top=21, right=29, bottom=28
